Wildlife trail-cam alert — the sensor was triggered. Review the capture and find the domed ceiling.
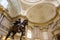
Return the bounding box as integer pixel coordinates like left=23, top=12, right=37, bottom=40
left=26, top=3, right=56, bottom=23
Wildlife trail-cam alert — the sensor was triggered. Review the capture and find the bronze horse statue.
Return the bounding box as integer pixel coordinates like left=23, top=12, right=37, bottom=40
left=5, top=19, right=28, bottom=40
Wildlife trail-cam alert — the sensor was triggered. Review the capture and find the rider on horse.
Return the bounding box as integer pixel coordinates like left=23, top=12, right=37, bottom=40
left=5, top=19, right=28, bottom=40
left=5, top=18, right=21, bottom=40
left=13, top=19, right=21, bottom=27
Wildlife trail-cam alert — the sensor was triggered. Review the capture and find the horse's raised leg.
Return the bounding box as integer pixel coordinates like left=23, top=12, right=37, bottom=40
left=5, top=31, right=11, bottom=40
left=11, top=32, right=16, bottom=39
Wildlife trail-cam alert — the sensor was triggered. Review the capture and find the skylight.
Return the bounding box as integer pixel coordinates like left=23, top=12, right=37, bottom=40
left=21, top=0, right=42, bottom=5
left=24, top=0, right=40, bottom=3
left=0, top=0, right=8, bottom=9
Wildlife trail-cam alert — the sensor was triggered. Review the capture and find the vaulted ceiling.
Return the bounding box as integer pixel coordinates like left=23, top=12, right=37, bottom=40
left=7, top=0, right=59, bottom=18
left=1, top=0, right=60, bottom=24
